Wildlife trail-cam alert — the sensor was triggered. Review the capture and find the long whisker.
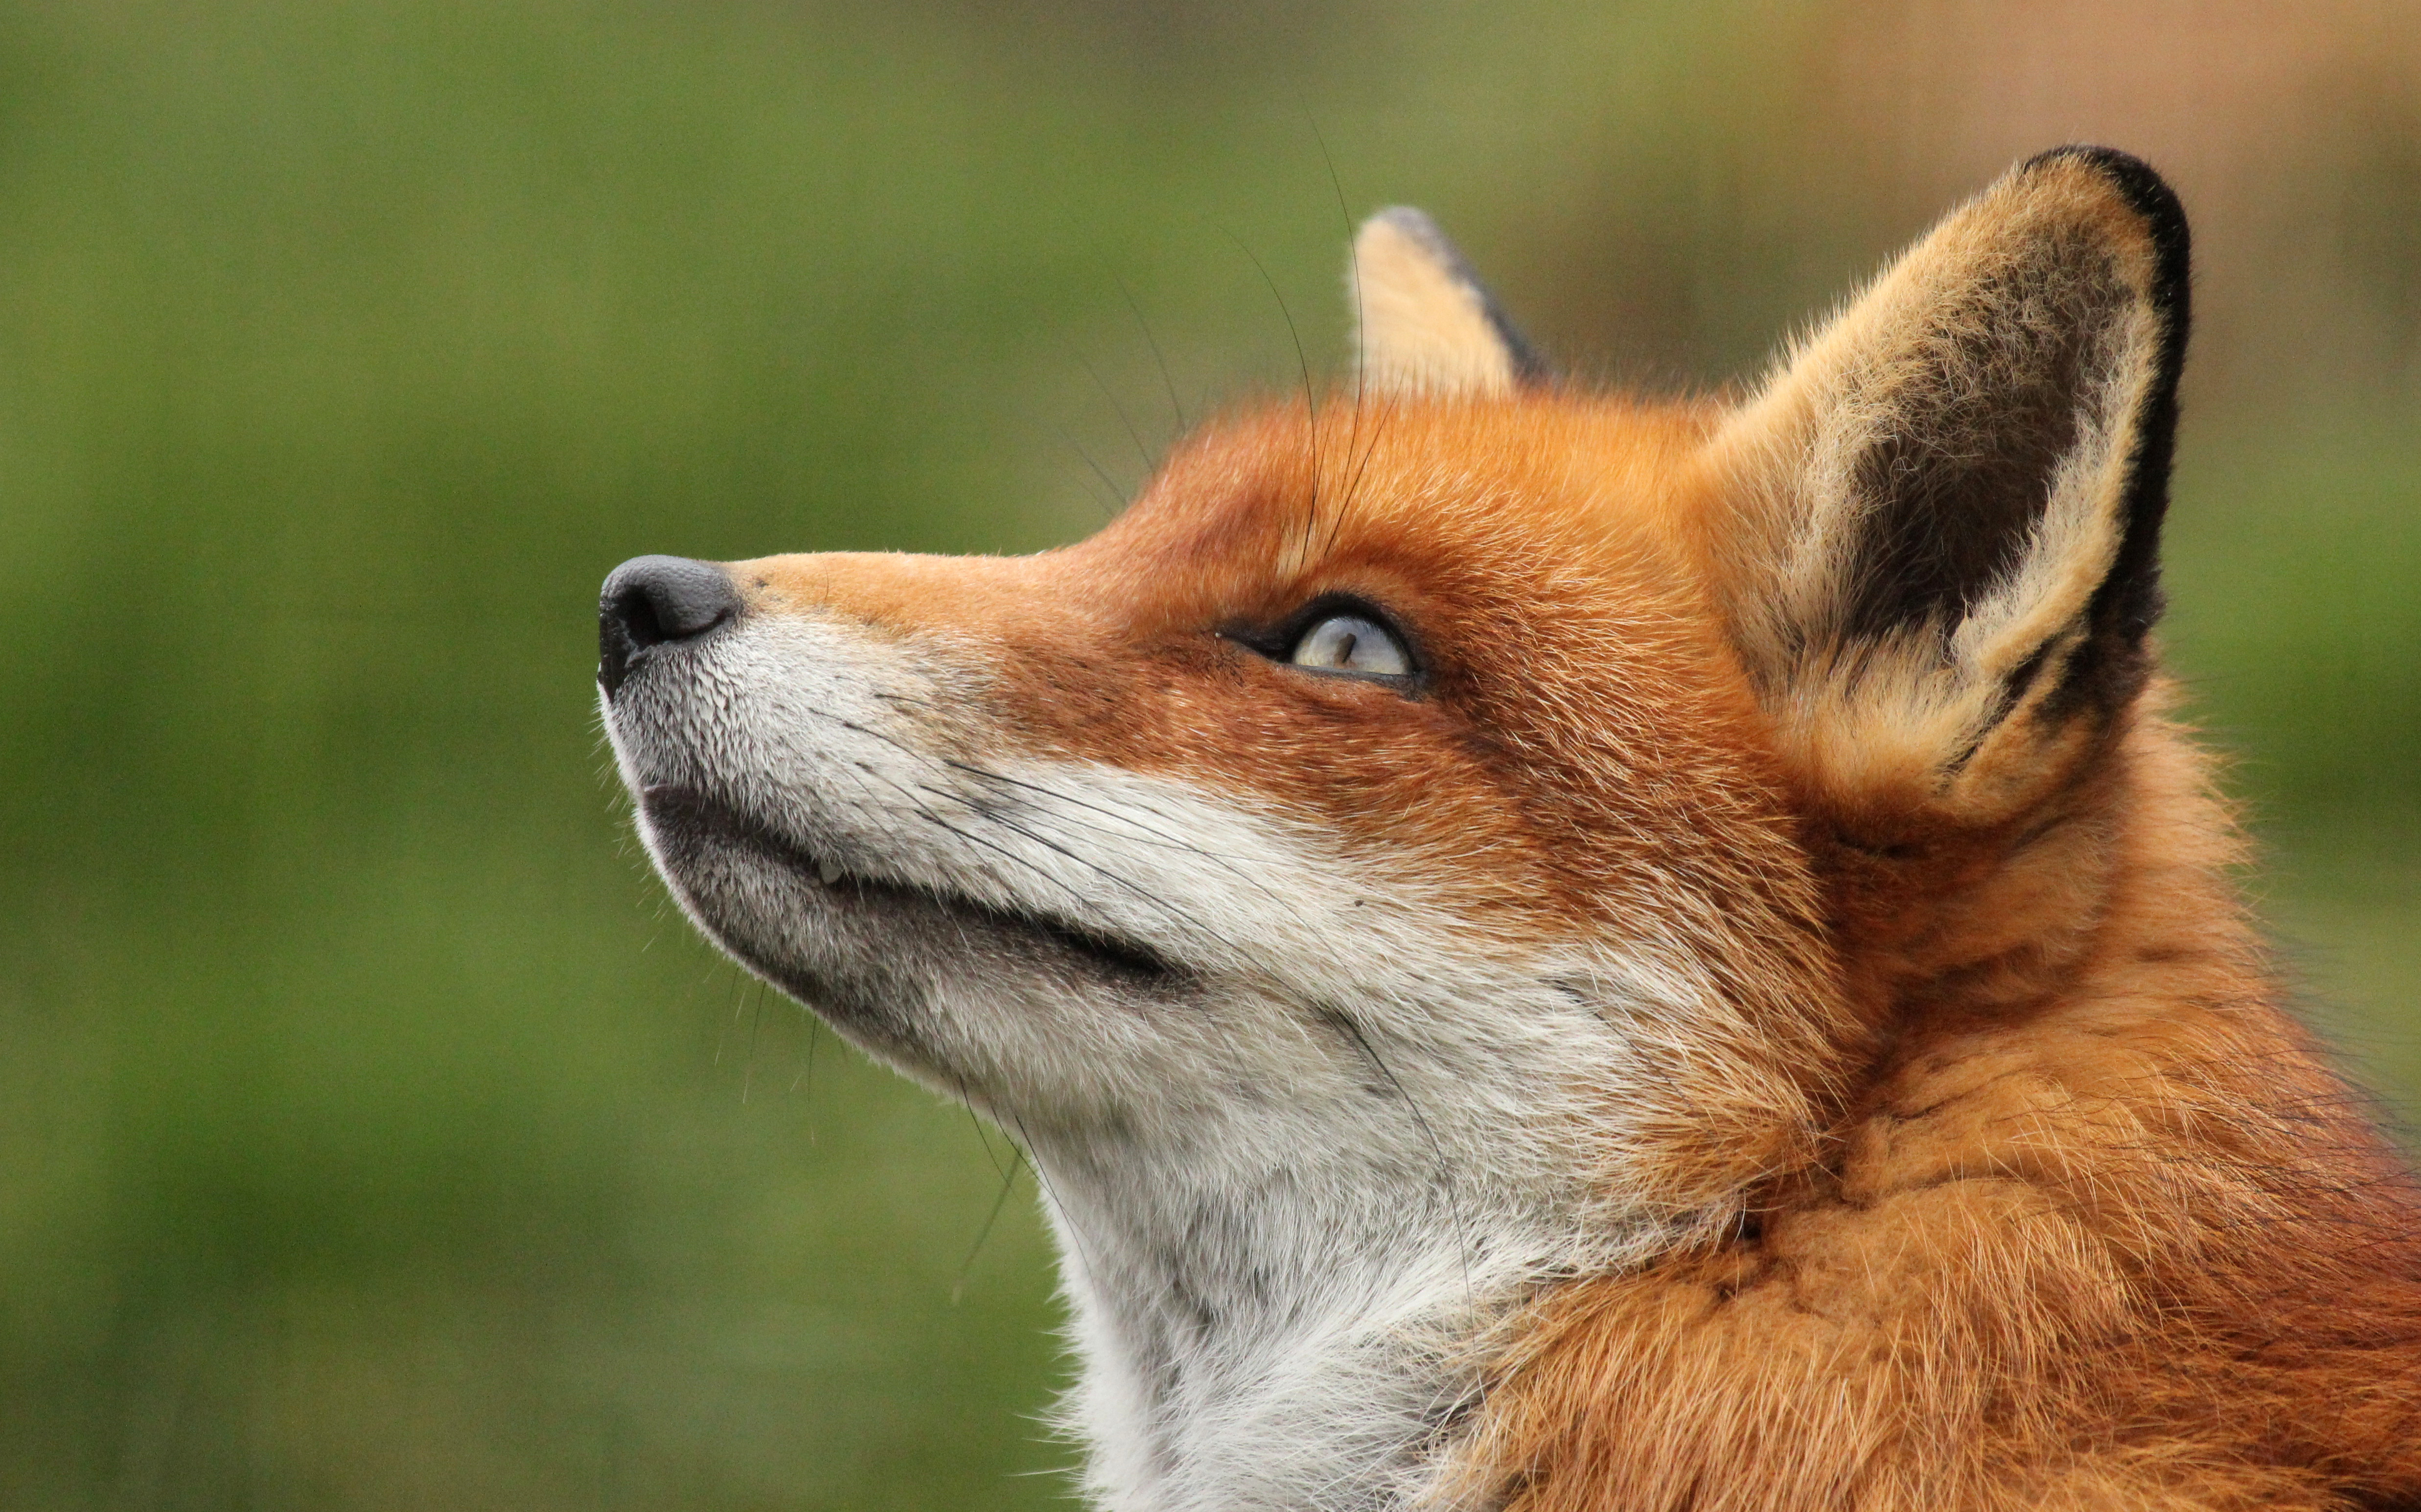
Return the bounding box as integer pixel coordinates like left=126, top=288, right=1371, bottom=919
left=790, top=707, right=1257, bottom=929
left=1000, top=1106, right=1103, bottom=1289
left=933, top=757, right=1297, bottom=905
left=1220, top=226, right=1322, bottom=570
left=1324, top=388, right=1402, bottom=563
left=1080, top=353, right=1156, bottom=477
left=931, top=793, right=1248, bottom=959
left=805, top=721, right=1164, bottom=934
left=788, top=1008, right=821, bottom=1142
left=741, top=979, right=766, bottom=1103
left=1324, top=1008, right=1476, bottom=1309
left=713, top=960, right=747, bottom=1067
left=1117, top=273, right=1187, bottom=434
left=1311, top=112, right=1366, bottom=570
left=1057, top=425, right=1127, bottom=521
left=953, top=1142, right=1029, bottom=1305
left=962, top=1093, right=1011, bottom=1182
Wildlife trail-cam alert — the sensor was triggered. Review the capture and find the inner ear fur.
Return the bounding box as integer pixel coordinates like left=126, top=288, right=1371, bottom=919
left=1708, top=146, right=2190, bottom=824
left=1352, top=206, right=1547, bottom=397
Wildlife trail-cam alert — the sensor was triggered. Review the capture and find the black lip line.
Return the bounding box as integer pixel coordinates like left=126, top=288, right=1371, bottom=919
left=641, top=785, right=1185, bottom=985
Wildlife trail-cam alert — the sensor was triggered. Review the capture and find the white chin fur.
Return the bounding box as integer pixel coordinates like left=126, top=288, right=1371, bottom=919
left=603, top=611, right=1718, bottom=1511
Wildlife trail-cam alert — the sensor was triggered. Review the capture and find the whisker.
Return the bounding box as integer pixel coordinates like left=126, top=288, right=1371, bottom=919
left=1079, top=353, right=1156, bottom=476
left=741, top=978, right=765, bottom=1103
left=713, top=960, right=747, bottom=1067
left=789, top=1007, right=821, bottom=1146
left=1220, top=225, right=1322, bottom=571
left=934, top=758, right=1295, bottom=903
left=938, top=794, right=1247, bottom=958
left=1057, top=425, right=1126, bottom=522
left=1000, top=1107, right=1103, bottom=1288
left=1116, top=273, right=1187, bottom=433
left=778, top=701, right=1262, bottom=950
left=1311, top=111, right=1368, bottom=568
left=1325, top=1008, right=1476, bottom=1309
left=1326, top=388, right=1402, bottom=564
left=953, top=1143, right=1029, bottom=1306
left=962, top=1093, right=1011, bottom=1181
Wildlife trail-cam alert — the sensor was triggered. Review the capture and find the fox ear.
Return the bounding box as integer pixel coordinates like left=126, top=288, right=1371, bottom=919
left=1710, top=147, right=2190, bottom=822
left=1351, top=207, right=1545, bottom=397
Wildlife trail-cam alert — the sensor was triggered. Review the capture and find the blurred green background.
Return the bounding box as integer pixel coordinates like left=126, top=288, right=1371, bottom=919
left=0, top=0, right=2414, bottom=1506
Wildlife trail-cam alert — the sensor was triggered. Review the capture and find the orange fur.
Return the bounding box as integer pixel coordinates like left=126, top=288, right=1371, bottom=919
left=1459, top=686, right=2421, bottom=1510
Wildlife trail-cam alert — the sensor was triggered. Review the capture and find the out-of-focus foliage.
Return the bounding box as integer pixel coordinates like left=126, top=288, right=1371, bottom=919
left=0, top=1, right=2412, bottom=1506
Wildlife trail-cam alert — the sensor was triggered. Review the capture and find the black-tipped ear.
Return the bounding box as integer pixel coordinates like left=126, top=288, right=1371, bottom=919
left=1351, top=207, right=1547, bottom=397
left=1713, top=147, right=2190, bottom=813
left=2025, top=146, right=2191, bottom=693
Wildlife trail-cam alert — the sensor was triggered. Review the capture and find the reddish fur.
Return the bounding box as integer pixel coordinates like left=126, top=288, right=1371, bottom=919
left=737, top=389, right=2421, bottom=1507
left=1468, top=681, right=2421, bottom=1510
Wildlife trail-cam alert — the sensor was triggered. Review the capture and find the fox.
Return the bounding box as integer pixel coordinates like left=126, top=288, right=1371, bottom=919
left=596, top=147, right=2421, bottom=1511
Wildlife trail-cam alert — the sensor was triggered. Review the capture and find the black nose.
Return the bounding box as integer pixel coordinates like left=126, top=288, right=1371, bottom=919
left=599, top=555, right=742, bottom=697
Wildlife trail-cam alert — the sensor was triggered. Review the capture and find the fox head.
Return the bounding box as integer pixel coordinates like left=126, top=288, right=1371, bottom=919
left=599, top=146, right=2193, bottom=1507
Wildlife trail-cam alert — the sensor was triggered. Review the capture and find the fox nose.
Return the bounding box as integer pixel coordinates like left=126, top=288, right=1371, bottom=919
left=599, top=555, right=742, bottom=697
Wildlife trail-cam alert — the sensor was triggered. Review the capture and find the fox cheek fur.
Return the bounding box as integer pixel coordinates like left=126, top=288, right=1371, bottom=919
left=599, top=147, right=2421, bottom=1512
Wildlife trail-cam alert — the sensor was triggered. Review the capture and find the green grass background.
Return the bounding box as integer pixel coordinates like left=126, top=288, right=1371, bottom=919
left=0, top=2, right=2413, bottom=1506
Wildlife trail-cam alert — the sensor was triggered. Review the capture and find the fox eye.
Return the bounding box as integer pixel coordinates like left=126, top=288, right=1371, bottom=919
left=1290, top=614, right=1412, bottom=679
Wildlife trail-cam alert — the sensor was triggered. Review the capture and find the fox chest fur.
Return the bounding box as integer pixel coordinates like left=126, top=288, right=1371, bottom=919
left=598, top=148, right=2421, bottom=1512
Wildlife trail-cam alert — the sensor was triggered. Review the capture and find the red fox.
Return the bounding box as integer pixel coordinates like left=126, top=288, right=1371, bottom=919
left=597, top=147, right=2421, bottom=1511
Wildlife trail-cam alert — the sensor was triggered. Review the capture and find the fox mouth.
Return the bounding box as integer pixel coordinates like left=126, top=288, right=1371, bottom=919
left=638, top=784, right=1186, bottom=988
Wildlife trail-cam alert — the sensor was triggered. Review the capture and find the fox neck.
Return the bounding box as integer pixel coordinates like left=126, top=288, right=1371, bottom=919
left=1023, top=1105, right=1672, bottom=1512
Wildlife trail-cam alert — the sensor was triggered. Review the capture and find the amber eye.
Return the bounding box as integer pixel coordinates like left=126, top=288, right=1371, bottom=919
left=1289, top=614, right=1412, bottom=679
